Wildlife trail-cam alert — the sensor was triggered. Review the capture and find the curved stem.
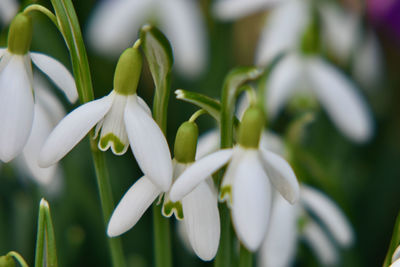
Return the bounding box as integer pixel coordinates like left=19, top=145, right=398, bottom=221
left=23, top=4, right=59, bottom=28
left=189, top=109, right=207, bottom=123
left=8, top=251, right=28, bottom=267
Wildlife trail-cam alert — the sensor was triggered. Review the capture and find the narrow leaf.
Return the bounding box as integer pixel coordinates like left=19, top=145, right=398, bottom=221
left=140, top=25, right=173, bottom=132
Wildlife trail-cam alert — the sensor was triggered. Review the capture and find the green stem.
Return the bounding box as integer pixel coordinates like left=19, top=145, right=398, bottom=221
left=214, top=205, right=232, bottom=267
left=8, top=251, right=28, bottom=267
left=238, top=245, right=252, bottom=267
left=152, top=205, right=172, bottom=267
left=49, top=1, right=125, bottom=266
left=23, top=4, right=58, bottom=27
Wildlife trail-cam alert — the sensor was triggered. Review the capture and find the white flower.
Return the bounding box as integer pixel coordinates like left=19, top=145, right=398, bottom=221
left=39, top=46, right=172, bottom=191
left=255, top=0, right=373, bottom=143
left=259, top=186, right=354, bottom=267
left=38, top=90, right=172, bottom=191
left=213, top=0, right=284, bottom=21
left=18, top=75, right=67, bottom=188
left=170, top=141, right=299, bottom=251
left=0, top=0, right=18, bottom=25
left=87, top=0, right=207, bottom=77
left=107, top=158, right=220, bottom=261
left=0, top=14, right=78, bottom=163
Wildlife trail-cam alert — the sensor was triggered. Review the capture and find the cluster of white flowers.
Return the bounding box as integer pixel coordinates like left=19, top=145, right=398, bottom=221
left=0, top=0, right=389, bottom=266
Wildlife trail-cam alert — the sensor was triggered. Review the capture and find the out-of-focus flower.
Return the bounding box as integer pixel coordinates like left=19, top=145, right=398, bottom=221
left=213, top=0, right=284, bottom=21
left=255, top=0, right=373, bottom=143
left=39, top=47, right=172, bottom=191
left=0, top=14, right=78, bottom=163
left=170, top=107, right=299, bottom=251
left=108, top=122, right=220, bottom=261
left=259, top=186, right=354, bottom=267
left=87, top=0, right=207, bottom=77
left=17, top=75, right=67, bottom=189
left=0, top=0, right=18, bottom=25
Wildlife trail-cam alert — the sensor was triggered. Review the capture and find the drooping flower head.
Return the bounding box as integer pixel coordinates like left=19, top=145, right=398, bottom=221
left=0, top=13, right=77, bottom=163
left=39, top=42, right=172, bottom=191
left=170, top=106, right=299, bottom=251
left=108, top=121, right=220, bottom=261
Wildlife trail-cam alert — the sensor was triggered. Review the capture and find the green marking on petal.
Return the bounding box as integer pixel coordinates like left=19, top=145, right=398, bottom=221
left=99, top=133, right=127, bottom=155
left=162, top=201, right=184, bottom=220
left=219, top=185, right=232, bottom=205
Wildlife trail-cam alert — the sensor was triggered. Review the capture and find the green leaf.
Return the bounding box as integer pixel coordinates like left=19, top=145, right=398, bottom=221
left=50, top=0, right=94, bottom=103
left=175, top=89, right=221, bottom=122
left=35, top=199, right=58, bottom=267
left=140, top=24, right=173, bottom=132
left=220, top=67, right=262, bottom=148
left=383, top=212, right=400, bottom=267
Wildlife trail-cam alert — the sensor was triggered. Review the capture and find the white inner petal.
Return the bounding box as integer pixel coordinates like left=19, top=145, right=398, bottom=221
left=98, top=92, right=129, bottom=155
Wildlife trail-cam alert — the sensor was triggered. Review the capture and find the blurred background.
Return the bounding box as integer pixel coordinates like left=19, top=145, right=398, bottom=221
left=0, top=0, right=399, bottom=266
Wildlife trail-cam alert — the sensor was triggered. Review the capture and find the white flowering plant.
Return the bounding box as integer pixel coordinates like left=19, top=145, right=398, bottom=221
left=0, top=1, right=398, bottom=267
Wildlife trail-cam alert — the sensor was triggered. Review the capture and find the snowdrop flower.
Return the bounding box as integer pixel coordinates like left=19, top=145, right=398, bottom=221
left=390, top=245, right=400, bottom=267
left=87, top=0, right=206, bottom=77
left=213, top=0, right=284, bottom=21
left=108, top=121, right=220, bottom=261
left=0, top=13, right=77, bottom=163
left=17, top=75, right=68, bottom=188
left=39, top=45, right=172, bottom=191
left=259, top=186, right=354, bottom=267
left=170, top=106, right=299, bottom=251
left=0, top=0, right=18, bottom=25
left=255, top=0, right=373, bottom=143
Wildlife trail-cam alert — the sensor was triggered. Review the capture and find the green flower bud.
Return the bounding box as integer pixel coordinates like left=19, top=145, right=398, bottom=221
left=0, top=255, right=16, bottom=267
left=238, top=106, right=266, bottom=148
left=7, top=13, right=33, bottom=55
left=174, top=121, right=198, bottom=163
left=114, top=47, right=142, bottom=95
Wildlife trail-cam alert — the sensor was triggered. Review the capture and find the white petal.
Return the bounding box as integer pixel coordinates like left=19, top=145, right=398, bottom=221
left=98, top=93, right=129, bottom=155
left=176, top=220, right=194, bottom=254
left=107, top=176, right=161, bottom=237
left=39, top=92, right=114, bottom=167
left=34, top=74, right=66, bottom=124
left=301, top=185, right=354, bottom=247
left=182, top=180, right=220, bottom=261
left=393, top=245, right=400, bottom=263
left=353, top=31, right=383, bottom=89
left=136, top=95, right=151, bottom=116
left=0, top=55, right=34, bottom=162
left=259, top=193, right=298, bottom=267
left=213, top=0, right=281, bottom=21
left=391, top=258, right=400, bottom=267
left=0, top=0, right=18, bottom=24
left=302, top=221, right=338, bottom=265
left=319, top=2, right=359, bottom=62
left=87, top=0, right=152, bottom=56
left=306, top=57, right=373, bottom=142
left=231, top=149, right=272, bottom=251
left=259, top=148, right=299, bottom=204
left=195, top=129, right=220, bottom=159
left=30, top=52, right=78, bottom=103
left=159, top=0, right=206, bottom=77
left=22, top=103, right=58, bottom=185
left=264, top=54, right=302, bottom=119
left=259, top=130, right=287, bottom=157
left=0, top=48, right=6, bottom=57
left=169, top=149, right=233, bottom=202
left=255, top=0, right=309, bottom=66
left=124, top=94, right=172, bottom=191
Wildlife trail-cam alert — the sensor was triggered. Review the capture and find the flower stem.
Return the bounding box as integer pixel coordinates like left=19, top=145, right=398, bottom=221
left=214, top=205, right=232, bottom=267
left=152, top=205, right=172, bottom=267
left=238, top=245, right=252, bottom=267
left=23, top=4, right=58, bottom=27
left=7, top=251, right=28, bottom=267
left=49, top=0, right=125, bottom=266
left=91, top=145, right=126, bottom=267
